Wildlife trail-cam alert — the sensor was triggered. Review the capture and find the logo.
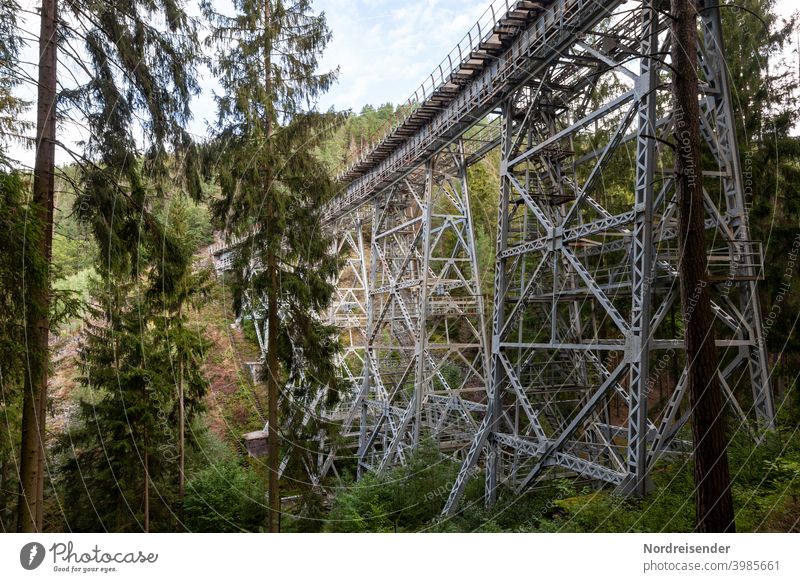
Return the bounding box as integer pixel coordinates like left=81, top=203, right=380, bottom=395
left=20, top=542, right=46, bottom=570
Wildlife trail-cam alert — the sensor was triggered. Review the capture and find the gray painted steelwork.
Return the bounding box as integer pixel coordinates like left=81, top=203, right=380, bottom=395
left=211, top=0, right=774, bottom=513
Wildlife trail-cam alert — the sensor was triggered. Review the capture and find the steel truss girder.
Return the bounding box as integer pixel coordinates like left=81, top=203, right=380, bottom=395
left=324, top=0, right=632, bottom=222
left=443, top=0, right=774, bottom=515
left=348, top=142, right=490, bottom=473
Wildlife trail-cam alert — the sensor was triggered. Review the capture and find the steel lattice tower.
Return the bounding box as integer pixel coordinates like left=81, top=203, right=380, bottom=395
left=443, top=0, right=773, bottom=513
left=354, top=144, right=490, bottom=473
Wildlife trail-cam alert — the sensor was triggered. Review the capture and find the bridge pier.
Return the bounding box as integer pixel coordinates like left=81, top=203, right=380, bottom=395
left=354, top=142, right=489, bottom=473
left=443, top=0, right=773, bottom=514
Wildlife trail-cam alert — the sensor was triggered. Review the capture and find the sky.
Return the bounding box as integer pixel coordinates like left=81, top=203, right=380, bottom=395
left=184, top=0, right=490, bottom=142
left=5, top=0, right=799, bottom=168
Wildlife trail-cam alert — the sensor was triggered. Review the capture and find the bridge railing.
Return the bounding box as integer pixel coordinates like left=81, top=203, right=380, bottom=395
left=409, top=0, right=512, bottom=106
left=325, top=0, right=594, bottom=224
left=335, top=0, right=521, bottom=180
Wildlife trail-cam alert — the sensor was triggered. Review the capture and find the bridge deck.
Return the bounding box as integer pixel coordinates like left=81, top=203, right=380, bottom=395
left=325, top=0, right=625, bottom=223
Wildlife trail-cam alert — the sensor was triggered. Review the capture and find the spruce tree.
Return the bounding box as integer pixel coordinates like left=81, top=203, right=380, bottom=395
left=721, top=1, right=800, bottom=392
left=13, top=0, right=201, bottom=531
left=0, top=0, right=29, bottom=167
left=673, top=0, right=736, bottom=533
left=0, top=0, right=32, bottom=531
left=0, top=172, right=43, bottom=531
left=148, top=196, right=213, bottom=522
left=59, top=200, right=209, bottom=532
left=17, top=0, right=57, bottom=533
left=203, top=0, right=342, bottom=532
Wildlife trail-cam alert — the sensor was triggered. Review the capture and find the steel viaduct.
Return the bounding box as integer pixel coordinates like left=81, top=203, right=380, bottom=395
left=212, top=0, right=775, bottom=515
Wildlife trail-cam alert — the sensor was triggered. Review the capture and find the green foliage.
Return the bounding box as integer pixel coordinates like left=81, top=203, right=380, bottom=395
left=56, top=285, right=203, bottom=530
left=0, top=0, right=30, bottom=167
left=315, top=103, right=409, bottom=172
left=320, top=405, right=800, bottom=533
left=155, top=196, right=215, bottom=251
left=0, top=171, right=39, bottom=381
left=51, top=172, right=97, bottom=278
left=183, top=458, right=267, bottom=532
left=53, top=268, right=96, bottom=305
left=324, top=443, right=480, bottom=532
left=764, top=458, right=800, bottom=499
left=722, top=1, right=800, bottom=367
left=55, top=198, right=211, bottom=532
left=203, top=0, right=345, bottom=500
left=203, top=0, right=344, bottom=388
left=65, top=0, right=202, bottom=283
left=51, top=172, right=212, bottom=307
left=0, top=170, right=43, bottom=530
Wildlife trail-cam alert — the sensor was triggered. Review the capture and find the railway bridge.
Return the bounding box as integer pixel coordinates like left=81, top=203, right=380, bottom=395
left=212, top=0, right=774, bottom=514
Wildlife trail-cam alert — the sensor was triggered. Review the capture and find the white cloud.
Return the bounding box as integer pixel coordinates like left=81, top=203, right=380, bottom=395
left=313, top=0, right=488, bottom=111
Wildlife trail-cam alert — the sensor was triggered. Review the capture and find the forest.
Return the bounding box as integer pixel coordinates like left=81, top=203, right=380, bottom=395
left=0, top=0, right=799, bottom=534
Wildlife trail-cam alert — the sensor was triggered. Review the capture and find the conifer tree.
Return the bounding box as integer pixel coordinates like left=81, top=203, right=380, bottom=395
left=17, top=0, right=58, bottom=533
left=148, top=196, right=213, bottom=521
left=203, top=0, right=343, bottom=532
left=0, top=0, right=29, bottom=167
left=0, top=172, right=42, bottom=531
left=721, top=0, right=800, bottom=388
left=0, top=1, right=31, bottom=530
left=14, top=0, right=201, bottom=531
left=59, top=200, right=209, bottom=532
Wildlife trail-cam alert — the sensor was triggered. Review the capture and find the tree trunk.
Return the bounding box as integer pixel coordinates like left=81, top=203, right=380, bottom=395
left=263, top=0, right=280, bottom=534
left=144, top=424, right=149, bottom=532
left=0, top=460, right=8, bottom=531
left=17, top=0, right=57, bottom=533
left=266, top=254, right=280, bottom=533
left=178, top=356, right=185, bottom=524
left=671, top=0, right=735, bottom=533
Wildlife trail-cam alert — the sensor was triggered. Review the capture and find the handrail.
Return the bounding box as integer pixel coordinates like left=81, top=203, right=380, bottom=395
left=335, top=0, right=527, bottom=181
left=325, top=0, right=603, bottom=225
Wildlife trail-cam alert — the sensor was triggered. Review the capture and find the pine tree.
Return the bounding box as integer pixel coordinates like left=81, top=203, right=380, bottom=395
left=203, top=0, right=343, bottom=532
left=61, top=276, right=164, bottom=532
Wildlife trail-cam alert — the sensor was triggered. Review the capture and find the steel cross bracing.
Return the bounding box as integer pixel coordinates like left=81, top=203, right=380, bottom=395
left=353, top=143, right=490, bottom=474
left=209, top=149, right=490, bottom=487
left=237, top=289, right=335, bottom=487
left=439, top=0, right=774, bottom=513
left=209, top=231, right=358, bottom=487
left=210, top=0, right=775, bottom=512
left=316, top=212, right=372, bottom=479
left=324, top=0, right=623, bottom=222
